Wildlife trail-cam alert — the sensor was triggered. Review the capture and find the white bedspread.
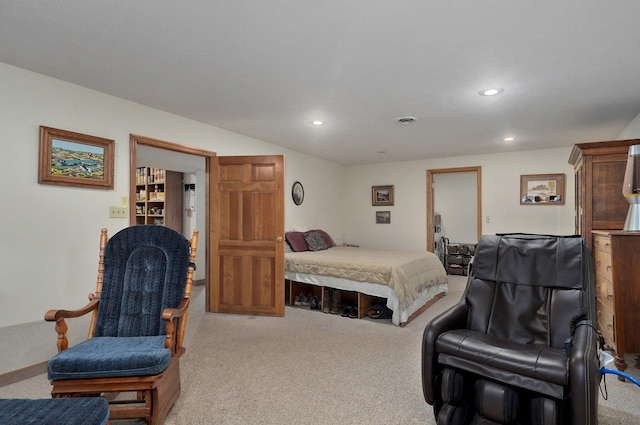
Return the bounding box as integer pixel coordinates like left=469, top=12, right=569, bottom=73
left=285, top=246, right=447, bottom=310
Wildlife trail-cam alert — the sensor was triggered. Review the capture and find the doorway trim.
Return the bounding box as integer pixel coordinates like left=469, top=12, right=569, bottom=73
left=426, top=166, right=482, bottom=253
left=129, top=134, right=217, bottom=290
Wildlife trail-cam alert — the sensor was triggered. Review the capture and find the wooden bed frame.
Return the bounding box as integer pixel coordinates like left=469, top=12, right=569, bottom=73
left=285, top=279, right=447, bottom=326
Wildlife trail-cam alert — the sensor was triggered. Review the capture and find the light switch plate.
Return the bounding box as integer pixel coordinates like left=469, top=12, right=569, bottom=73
left=109, top=206, right=128, bottom=218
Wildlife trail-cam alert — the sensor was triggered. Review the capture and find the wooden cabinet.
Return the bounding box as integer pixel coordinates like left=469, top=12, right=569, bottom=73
left=592, top=231, right=640, bottom=376
left=569, top=139, right=640, bottom=250
left=135, top=167, right=183, bottom=232
left=571, top=140, right=640, bottom=376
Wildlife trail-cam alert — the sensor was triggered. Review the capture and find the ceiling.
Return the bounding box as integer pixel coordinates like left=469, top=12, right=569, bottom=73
left=2, top=1, right=640, bottom=166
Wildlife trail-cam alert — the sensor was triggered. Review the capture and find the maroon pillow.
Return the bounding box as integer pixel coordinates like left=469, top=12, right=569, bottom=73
left=285, top=231, right=308, bottom=252
left=309, top=229, right=335, bottom=248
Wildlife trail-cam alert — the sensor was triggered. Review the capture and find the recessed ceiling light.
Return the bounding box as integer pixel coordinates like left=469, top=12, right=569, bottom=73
left=479, top=88, right=504, bottom=96
left=311, top=120, right=324, bottom=126
left=504, top=137, right=515, bottom=142
left=396, top=116, right=417, bottom=124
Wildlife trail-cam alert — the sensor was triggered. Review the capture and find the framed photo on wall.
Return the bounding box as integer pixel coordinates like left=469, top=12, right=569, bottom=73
left=372, top=185, right=394, bottom=206
left=291, top=181, right=304, bottom=205
left=38, top=126, right=115, bottom=190
left=520, top=173, right=565, bottom=205
left=376, top=211, right=391, bottom=224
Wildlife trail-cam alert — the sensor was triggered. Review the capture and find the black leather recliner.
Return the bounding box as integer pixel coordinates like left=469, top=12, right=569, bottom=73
left=422, top=234, right=600, bottom=425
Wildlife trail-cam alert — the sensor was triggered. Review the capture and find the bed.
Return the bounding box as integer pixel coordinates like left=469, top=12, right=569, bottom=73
left=284, top=230, right=449, bottom=326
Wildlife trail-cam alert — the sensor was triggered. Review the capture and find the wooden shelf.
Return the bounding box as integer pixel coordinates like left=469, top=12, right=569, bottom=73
left=134, top=167, right=183, bottom=232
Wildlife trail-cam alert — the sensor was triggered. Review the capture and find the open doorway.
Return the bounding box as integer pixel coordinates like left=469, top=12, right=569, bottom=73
left=426, top=166, right=482, bottom=256
left=129, top=134, right=216, bottom=288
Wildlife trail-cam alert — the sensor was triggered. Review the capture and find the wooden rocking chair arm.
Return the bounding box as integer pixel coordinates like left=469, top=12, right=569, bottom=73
left=44, top=298, right=100, bottom=322
left=162, top=298, right=190, bottom=321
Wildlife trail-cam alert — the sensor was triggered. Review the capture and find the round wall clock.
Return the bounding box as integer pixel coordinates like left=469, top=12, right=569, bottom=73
left=292, top=181, right=304, bottom=205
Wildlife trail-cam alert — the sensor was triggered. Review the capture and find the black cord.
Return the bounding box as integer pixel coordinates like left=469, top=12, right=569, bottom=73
left=600, top=373, right=608, bottom=400
left=574, top=321, right=605, bottom=349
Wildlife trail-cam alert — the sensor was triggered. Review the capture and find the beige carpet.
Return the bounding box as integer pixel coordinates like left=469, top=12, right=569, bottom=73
left=2, top=276, right=640, bottom=424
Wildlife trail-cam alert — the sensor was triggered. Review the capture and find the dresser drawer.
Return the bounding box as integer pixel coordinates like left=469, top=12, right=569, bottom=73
left=597, top=299, right=616, bottom=348
left=593, top=249, right=613, bottom=282
left=595, top=272, right=614, bottom=310
left=593, top=234, right=612, bottom=254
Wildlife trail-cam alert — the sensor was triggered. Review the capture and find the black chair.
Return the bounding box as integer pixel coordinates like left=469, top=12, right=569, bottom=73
left=422, top=234, right=600, bottom=425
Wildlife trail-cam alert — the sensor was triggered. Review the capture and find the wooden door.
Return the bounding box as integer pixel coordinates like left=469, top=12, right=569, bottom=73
left=209, top=155, right=285, bottom=316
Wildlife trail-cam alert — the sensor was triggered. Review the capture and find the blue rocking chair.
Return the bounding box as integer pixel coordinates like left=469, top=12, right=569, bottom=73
left=45, top=225, right=198, bottom=425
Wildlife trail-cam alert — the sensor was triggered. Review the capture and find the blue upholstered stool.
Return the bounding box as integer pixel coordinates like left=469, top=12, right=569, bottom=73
left=0, top=397, right=110, bottom=425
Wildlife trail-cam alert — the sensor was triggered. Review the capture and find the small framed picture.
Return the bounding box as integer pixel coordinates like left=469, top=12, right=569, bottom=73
left=372, top=185, right=394, bottom=206
left=291, top=181, right=304, bottom=205
left=376, top=211, right=391, bottom=224
left=38, top=126, right=115, bottom=190
left=520, top=174, right=565, bottom=205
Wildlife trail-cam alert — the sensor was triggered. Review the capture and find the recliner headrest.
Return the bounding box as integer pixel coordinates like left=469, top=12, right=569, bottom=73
left=472, top=233, right=585, bottom=289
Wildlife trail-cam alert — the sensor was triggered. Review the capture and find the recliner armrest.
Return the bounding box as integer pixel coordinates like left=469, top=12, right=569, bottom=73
left=422, top=299, right=469, bottom=405
left=568, top=321, right=600, bottom=425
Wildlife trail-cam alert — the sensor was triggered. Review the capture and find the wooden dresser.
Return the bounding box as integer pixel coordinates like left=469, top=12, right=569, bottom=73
left=592, top=231, right=640, bottom=375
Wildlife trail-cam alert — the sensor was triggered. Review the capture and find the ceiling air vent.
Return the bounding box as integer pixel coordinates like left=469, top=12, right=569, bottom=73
left=396, top=116, right=417, bottom=124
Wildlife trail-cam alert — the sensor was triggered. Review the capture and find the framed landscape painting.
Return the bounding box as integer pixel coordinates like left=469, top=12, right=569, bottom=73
left=38, top=126, right=114, bottom=189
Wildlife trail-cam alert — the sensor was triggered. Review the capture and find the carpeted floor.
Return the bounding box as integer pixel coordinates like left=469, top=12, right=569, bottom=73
left=2, top=276, right=639, bottom=424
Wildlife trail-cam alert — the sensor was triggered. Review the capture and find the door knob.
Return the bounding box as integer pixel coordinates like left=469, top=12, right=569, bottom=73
left=275, top=236, right=283, bottom=243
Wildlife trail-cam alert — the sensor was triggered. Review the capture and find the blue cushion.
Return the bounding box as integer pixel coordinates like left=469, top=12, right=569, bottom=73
left=0, top=397, right=109, bottom=425
left=95, top=225, right=190, bottom=338
left=47, top=335, right=171, bottom=380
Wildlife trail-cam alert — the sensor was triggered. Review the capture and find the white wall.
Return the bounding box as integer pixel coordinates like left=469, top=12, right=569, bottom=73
left=343, top=147, right=577, bottom=251
left=617, top=113, right=640, bottom=140
left=284, top=154, right=345, bottom=238
left=0, top=62, right=345, bottom=373
left=434, top=172, right=477, bottom=244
